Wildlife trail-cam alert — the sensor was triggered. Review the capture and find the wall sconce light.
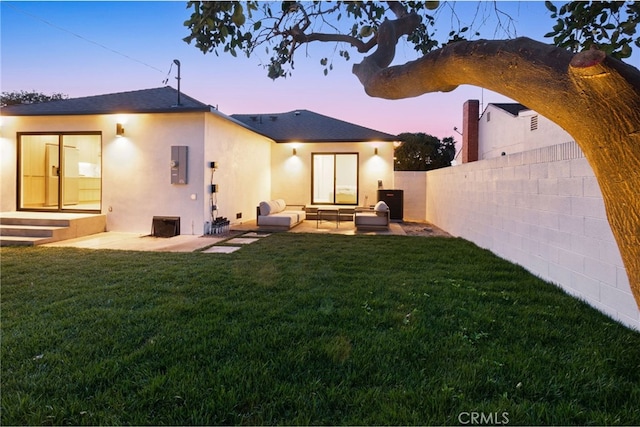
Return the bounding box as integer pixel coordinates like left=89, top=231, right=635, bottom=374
left=292, top=148, right=297, bottom=156
left=116, top=123, right=125, bottom=137
left=374, top=147, right=379, bottom=155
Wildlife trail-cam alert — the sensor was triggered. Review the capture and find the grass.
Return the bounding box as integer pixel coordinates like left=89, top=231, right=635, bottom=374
left=1, top=233, right=639, bottom=425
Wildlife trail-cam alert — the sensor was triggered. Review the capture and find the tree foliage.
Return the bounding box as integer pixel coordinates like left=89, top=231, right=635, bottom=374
left=544, top=1, right=639, bottom=59
left=183, top=1, right=639, bottom=79
left=394, top=133, right=455, bottom=171
left=0, top=90, right=67, bottom=107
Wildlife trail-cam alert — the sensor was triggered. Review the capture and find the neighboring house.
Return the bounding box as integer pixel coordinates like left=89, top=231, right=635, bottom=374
left=463, top=101, right=574, bottom=161
left=0, top=87, right=397, bottom=235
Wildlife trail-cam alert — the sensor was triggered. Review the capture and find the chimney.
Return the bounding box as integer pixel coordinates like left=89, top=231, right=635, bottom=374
left=462, top=99, right=479, bottom=163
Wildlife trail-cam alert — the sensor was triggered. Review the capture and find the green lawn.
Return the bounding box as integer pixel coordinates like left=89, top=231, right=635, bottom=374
left=2, top=233, right=639, bottom=425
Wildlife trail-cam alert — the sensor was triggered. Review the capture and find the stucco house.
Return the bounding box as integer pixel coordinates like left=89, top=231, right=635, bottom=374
left=0, top=86, right=397, bottom=242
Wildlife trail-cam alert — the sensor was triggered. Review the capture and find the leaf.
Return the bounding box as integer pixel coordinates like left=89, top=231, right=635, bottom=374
left=545, top=1, right=557, bottom=13
left=253, top=21, right=261, bottom=31
left=231, top=4, right=245, bottom=26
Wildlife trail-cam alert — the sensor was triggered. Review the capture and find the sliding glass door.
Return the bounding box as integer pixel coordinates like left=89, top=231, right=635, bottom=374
left=19, top=133, right=102, bottom=211
left=312, top=153, right=358, bottom=205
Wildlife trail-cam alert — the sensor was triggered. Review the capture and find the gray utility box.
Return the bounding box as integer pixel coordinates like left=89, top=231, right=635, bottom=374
left=171, top=145, right=188, bottom=184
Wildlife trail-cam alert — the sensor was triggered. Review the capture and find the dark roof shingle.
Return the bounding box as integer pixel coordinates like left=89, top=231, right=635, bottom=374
left=231, top=110, right=397, bottom=142
left=1, top=86, right=211, bottom=116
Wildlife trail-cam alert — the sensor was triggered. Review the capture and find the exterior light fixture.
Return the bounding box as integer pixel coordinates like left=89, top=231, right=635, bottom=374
left=374, top=147, right=379, bottom=155
left=293, top=148, right=297, bottom=156
left=116, top=123, right=125, bottom=137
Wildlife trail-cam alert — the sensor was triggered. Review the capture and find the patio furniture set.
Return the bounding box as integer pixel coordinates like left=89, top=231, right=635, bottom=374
left=256, top=199, right=391, bottom=231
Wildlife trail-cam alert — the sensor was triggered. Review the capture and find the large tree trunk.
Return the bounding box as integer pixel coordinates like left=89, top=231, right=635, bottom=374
left=354, top=36, right=640, bottom=309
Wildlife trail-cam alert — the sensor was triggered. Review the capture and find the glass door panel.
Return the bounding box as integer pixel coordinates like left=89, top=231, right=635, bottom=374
left=62, top=135, right=101, bottom=210
left=312, top=154, right=334, bottom=204
left=335, top=154, right=357, bottom=204
left=20, top=135, right=59, bottom=210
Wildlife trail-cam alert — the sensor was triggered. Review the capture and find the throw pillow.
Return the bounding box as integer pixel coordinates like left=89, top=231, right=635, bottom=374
left=259, top=201, right=271, bottom=216
left=374, top=201, right=389, bottom=217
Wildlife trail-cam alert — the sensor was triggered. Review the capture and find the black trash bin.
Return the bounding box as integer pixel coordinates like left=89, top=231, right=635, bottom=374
left=377, top=189, right=404, bottom=221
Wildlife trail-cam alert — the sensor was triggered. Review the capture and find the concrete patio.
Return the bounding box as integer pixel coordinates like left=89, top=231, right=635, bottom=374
left=41, top=219, right=406, bottom=252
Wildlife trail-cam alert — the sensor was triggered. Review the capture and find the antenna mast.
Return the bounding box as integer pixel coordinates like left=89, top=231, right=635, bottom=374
left=173, top=59, right=182, bottom=106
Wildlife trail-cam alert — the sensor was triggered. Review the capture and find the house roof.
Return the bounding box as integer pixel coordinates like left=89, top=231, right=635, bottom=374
left=488, top=103, right=530, bottom=116
left=0, top=86, right=212, bottom=116
left=231, top=110, right=398, bottom=142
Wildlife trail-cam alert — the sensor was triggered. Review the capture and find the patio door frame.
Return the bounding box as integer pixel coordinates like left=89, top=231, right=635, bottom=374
left=17, top=131, right=103, bottom=213
left=311, top=152, right=359, bottom=205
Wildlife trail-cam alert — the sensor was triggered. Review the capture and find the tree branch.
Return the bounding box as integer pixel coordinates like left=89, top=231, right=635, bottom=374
left=289, top=31, right=378, bottom=53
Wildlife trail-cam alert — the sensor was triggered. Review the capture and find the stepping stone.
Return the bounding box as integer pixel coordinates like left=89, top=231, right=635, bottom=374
left=202, top=246, right=242, bottom=254
left=243, top=232, right=271, bottom=238
left=226, top=237, right=261, bottom=245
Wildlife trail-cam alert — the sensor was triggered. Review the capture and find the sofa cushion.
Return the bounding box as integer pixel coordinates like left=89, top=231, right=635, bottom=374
left=274, top=199, right=286, bottom=213
left=355, top=212, right=388, bottom=226
left=259, top=212, right=297, bottom=227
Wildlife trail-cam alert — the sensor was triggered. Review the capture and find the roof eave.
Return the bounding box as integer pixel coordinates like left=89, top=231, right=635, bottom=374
left=0, top=107, right=213, bottom=117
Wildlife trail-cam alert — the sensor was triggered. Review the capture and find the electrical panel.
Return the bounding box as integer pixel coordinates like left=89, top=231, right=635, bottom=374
left=171, top=146, right=188, bottom=184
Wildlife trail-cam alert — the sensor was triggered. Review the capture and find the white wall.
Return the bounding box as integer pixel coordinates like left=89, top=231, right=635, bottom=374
left=425, top=141, right=639, bottom=330
left=0, top=116, right=18, bottom=212
left=102, top=112, right=206, bottom=234
left=270, top=141, right=394, bottom=207
left=479, top=105, right=574, bottom=160
left=394, top=171, right=427, bottom=221
left=203, top=112, right=272, bottom=227
left=2, top=113, right=210, bottom=234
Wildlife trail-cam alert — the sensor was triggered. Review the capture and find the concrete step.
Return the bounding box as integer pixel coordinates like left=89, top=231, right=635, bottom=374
left=0, top=224, right=67, bottom=237
left=0, top=235, right=52, bottom=247
left=0, top=212, right=106, bottom=246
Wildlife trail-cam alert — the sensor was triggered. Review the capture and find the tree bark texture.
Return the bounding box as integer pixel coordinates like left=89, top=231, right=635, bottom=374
left=354, top=37, right=640, bottom=310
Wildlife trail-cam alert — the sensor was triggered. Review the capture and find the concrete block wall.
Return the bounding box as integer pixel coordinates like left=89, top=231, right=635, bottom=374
left=394, top=171, right=427, bottom=221
left=425, top=141, right=639, bottom=331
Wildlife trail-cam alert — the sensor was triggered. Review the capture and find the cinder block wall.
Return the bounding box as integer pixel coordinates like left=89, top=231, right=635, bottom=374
left=394, top=171, right=427, bottom=221
left=425, top=141, right=639, bottom=330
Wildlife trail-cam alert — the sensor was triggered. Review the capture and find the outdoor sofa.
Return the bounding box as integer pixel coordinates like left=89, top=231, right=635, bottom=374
left=354, top=201, right=390, bottom=230
left=256, top=199, right=306, bottom=230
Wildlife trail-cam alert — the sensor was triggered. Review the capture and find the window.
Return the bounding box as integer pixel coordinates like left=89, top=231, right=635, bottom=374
left=312, top=153, right=358, bottom=205
left=530, top=115, right=539, bottom=131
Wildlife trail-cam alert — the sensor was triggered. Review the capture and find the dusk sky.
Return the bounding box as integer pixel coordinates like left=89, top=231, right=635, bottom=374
left=2, top=1, right=638, bottom=139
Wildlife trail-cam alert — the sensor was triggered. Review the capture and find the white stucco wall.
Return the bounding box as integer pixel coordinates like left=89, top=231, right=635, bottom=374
left=0, top=116, right=19, bottom=213
left=2, top=112, right=212, bottom=234
left=203, top=112, right=272, bottom=227
left=270, top=141, right=394, bottom=207
left=425, top=142, right=639, bottom=330
left=103, top=112, right=207, bottom=234
left=479, top=105, right=574, bottom=159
